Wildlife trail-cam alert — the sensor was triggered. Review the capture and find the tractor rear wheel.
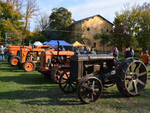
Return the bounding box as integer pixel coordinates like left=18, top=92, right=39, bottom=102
left=23, top=60, right=36, bottom=72
left=117, top=60, right=147, bottom=96
left=10, top=56, right=20, bottom=66
left=77, top=76, right=103, bottom=104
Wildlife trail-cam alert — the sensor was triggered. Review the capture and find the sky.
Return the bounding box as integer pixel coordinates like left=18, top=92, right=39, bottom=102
left=31, top=0, right=150, bottom=31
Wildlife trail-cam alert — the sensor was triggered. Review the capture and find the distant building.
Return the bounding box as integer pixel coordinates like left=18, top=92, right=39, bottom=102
left=70, top=15, right=113, bottom=51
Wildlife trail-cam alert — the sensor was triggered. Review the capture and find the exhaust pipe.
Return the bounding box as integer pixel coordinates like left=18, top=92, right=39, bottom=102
left=57, top=41, right=60, bottom=58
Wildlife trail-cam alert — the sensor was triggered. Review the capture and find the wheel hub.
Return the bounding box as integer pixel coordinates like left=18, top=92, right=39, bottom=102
left=132, top=73, right=138, bottom=80
left=129, top=72, right=137, bottom=80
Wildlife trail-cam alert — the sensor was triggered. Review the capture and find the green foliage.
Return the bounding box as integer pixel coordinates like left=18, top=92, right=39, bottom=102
left=24, top=28, right=47, bottom=44
left=48, top=7, right=72, bottom=40
left=94, top=33, right=101, bottom=40
left=113, top=2, right=150, bottom=50
left=49, top=7, right=72, bottom=30
left=94, top=33, right=112, bottom=51
left=0, top=1, right=24, bottom=44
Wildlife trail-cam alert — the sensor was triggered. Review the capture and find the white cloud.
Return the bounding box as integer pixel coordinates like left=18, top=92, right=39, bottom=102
left=68, top=0, right=149, bottom=22
left=30, top=0, right=149, bottom=31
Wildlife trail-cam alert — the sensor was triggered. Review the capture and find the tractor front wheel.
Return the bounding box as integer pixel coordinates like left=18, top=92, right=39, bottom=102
left=59, top=70, right=76, bottom=93
left=23, top=60, right=36, bottom=72
left=77, top=76, right=103, bottom=104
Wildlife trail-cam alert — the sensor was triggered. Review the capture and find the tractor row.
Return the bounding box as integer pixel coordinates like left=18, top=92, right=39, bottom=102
left=7, top=44, right=148, bottom=104
left=7, top=44, right=74, bottom=82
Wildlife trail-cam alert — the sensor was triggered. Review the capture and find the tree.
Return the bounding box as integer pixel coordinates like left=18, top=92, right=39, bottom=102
left=37, top=14, right=49, bottom=31
left=0, top=0, right=24, bottom=44
left=113, top=2, right=150, bottom=50
left=5, top=0, right=24, bottom=12
left=24, top=0, right=38, bottom=31
left=136, top=3, right=150, bottom=50
left=112, top=22, right=132, bottom=50
left=94, top=33, right=112, bottom=52
left=24, top=28, right=47, bottom=45
left=48, top=7, right=72, bottom=40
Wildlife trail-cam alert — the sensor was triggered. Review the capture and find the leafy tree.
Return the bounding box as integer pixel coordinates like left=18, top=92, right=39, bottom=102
left=136, top=3, right=150, bottom=50
left=48, top=7, right=72, bottom=40
left=94, top=33, right=112, bottom=51
left=24, top=28, right=47, bottom=45
left=113, top=2, right=150, bottom=50
left=5, top=0, right=24, bottom=12
left=112, top=22, right=132, bottom=50
left=0, top=0, right=24, bottom=44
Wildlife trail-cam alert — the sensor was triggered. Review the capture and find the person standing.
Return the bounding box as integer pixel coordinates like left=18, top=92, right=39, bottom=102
left=113, top=47, right=119, bottom=59
left=90, top=48, right=96, bottom=54
left=125, top=47, right=130, bottom=58
left=140, top=50, right=149, bottom=65
left=130, top=48, right=135, bottom=57
left=0, top=45, right=6, bottom=62
left=148, top=53, right=150, bottom=65
left=125, top=47, right=134, bottom=58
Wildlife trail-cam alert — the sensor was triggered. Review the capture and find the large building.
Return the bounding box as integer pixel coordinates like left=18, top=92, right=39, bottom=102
left=70, top=15, right=113, bottom=51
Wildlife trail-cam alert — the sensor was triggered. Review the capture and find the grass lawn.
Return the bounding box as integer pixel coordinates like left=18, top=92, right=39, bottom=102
left=0, top=62, right=150, bottom=113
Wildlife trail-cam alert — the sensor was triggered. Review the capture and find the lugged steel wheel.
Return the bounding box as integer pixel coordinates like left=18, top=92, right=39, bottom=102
left=23, top=60, right=36, bottom=72
left=51, top=67, right=63, bottom=83
left=117, top=60, right=147, bottom=96
left=77, top=77, right=103, bottom=104
left=10, top=56, right=20, bottom=66
left=59, top=70, right=76, bottom=93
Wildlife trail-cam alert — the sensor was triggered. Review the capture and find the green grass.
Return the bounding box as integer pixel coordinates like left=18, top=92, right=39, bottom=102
left=0, top=62, right=150, bottom=113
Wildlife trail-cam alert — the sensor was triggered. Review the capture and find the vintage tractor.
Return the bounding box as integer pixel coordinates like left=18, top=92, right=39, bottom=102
left=8, top=45, right=20, bottom=63
left=58, top=54, right=148, bottom=104
left=8, top=46, right=32, bottom=66
left=39, top=48, right=74, bottom=83
left=18, top=45, right=52, bottom=72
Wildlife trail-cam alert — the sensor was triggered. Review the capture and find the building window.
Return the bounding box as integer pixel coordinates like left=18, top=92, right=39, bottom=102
left=93, top=42, right=96, bottom=48
left=87, top=27, right=90, bottom=31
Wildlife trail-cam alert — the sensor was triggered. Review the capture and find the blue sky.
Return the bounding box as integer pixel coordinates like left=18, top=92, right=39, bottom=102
left=31, top=0, right=149, bottom=31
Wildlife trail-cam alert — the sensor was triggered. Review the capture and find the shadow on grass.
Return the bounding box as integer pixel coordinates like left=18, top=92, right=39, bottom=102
left=0, top=62, right=40, bottom=72
left=0, top=86, right=81, bottom=105
left=102, top=91, right=123, bottom=99
left=0, top=87, right=149, bottom=106
left=0, top=73, right=52, bottom=85
left=0, top=64, right=23, bottom=72
left=0, top=84, right=149, bottom=106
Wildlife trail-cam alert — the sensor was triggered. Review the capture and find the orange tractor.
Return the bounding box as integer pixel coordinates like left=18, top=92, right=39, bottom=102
left=18, top=45, right=53, bottom=72
left=8, top=45, right=20, bottom=63
left=39, top=47, right=74, bottom=83
left=8, top=46, right=32, bottom=66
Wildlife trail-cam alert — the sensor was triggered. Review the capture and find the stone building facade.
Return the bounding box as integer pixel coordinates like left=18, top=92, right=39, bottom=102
left=70, top=15, right=113, bottom=52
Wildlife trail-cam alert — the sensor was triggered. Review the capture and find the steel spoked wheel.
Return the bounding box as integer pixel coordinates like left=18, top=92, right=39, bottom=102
left=117, top=60, right=147, bottom=96
left=78, top=77, right=103, bottom=104
left=59, top=70, right=76, bottom=93
left=51, top=68, right=64, bottom=83
left=23, top=61, right=36, bottom=72
left=10, top=56, right=19, bottom=66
